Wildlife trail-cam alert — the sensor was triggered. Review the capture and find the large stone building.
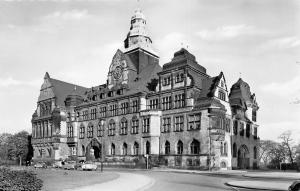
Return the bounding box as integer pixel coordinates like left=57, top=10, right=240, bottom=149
left=31, top=9, right=259, bottom=170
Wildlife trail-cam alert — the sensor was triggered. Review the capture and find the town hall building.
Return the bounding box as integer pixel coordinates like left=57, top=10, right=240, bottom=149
left=31, top=9, right=259, bottom=170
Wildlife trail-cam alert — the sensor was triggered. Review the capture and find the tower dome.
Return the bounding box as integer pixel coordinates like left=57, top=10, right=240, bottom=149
left=124, top=9, right=157, bottom=56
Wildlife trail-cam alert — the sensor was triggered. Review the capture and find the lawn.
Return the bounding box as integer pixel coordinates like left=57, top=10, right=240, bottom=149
left=34, top=168, right=119, bottom=191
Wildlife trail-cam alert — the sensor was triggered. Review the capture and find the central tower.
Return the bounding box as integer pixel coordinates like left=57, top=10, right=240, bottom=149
left=123, top=9, right=159, bottom=74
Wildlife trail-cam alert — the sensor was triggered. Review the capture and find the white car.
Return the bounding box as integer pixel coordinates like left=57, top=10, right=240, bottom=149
left=82, top=162, right=97, bottom=171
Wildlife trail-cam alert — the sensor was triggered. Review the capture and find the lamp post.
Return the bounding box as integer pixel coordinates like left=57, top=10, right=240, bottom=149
left=100, top=119, right=105, bottom=172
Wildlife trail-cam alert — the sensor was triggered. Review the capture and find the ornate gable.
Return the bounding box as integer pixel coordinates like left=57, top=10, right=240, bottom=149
left=38, top=72, right=55, bottom=102
left=108, top=49, right=137, bottom=89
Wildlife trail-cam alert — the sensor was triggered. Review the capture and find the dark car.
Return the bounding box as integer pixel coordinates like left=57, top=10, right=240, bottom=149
left=289, top=181, right=300, bottom=191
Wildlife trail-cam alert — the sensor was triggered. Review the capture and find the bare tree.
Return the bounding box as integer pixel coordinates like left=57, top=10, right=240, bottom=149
left=278, top=130, right=295, bottom=164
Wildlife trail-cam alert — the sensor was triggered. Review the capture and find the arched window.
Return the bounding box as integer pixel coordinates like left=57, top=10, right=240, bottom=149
left=133, top=142, right=139, bottom=155
left=224, top=142, right=228, bottom=155
left=111, top=143, right=115, bottom=155
left=233, top=120, right=238, bottom=135
left=246, top=124, right=250, bottom=138
left=87, top=123, right=94, bottom=138
left=97, top=120, right=104, bottom=137
left=253, top=146, right=257, bottom=159
left=177, top=140, right=183, bottom=155
left=190, top=139, right=200, bottom=155
left=165, top=141, right=170, bottom=155
left=122, top=143, right=128, bottom=155
left=220, top=142, right=224, bottom=155
left=120, top=118, right=128, bottom=135
left=233, top=143, right=237, bottom=157
left=79, top=124, right=85, bottom=139
left=108, top=119, right=116, bottom=136
left=82, top=145, right=85, bottom=156
left=146, top=141, right=150, bottom=155
left=131, top=116, right=139, bottom=134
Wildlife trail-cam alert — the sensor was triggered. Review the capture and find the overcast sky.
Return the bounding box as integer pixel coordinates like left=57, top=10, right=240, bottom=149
left=0, top=0, right=299, bottom=142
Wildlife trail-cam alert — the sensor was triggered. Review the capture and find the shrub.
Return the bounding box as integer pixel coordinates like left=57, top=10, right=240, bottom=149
left=0, top=167, right=43, bottom=191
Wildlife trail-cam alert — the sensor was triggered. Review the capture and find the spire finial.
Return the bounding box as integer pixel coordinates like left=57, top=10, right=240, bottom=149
left=239, top=72, right=242, bottom=79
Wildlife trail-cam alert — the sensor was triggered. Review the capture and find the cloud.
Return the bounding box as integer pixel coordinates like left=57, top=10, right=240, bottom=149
left=0, top=77, right=40, bottom=87
left=261, top=70, right=300, bottom=97
left=196, top=24, right=262, bottom=41
left=44, top=9, right=91, bottom=21
left=260, top=36, right=300, bottom=50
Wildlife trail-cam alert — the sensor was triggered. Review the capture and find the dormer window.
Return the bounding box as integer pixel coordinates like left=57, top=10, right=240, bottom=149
left=163, top=76, right=171, bottom=86
left=175, top=73, right=184, bottom=83
left=108, top=91, right=114, bottom=97
left=117, top=89, right=123, bottom=95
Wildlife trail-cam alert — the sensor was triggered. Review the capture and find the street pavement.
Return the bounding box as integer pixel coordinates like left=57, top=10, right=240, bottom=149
left=63, top=172, right=154, bottom=191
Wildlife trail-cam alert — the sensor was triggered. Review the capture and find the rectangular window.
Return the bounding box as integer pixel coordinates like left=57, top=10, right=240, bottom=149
left=132, top=100, right=139, bottom=113
left=87, top=125, right=93, bottom=138
left=174, top=93, right=185, bottom=108
left=142, top=117, right=150, bottom=133
left=120, top=102, right=129, bottom=115
left=90, top=108, right=97, bottom=120
left=174, top=116, right=184, bottom=132
left=83, top=110, right=88, bottom=120
left=108, top=123, right=116, bottom=136
left=79, top=126, right=85, bottom=139
left=233, top=120, right=238, bottom=135
left=225, top=118, right=231, bottom=132
left=161, top=96, right=171, bottom=110
left=218, top=90, right=226, bottom=101
left=110, top=104, right=118, bottom=116
left=162, top=117, right=171, bottom=133
left=239, top=122, right=244, bottom=136
left=162, top=76, right=171, bottom=86
left=252, top=110, right=257, bottom=122
left=99, top=106, right=106, bottom=118
left=175, top=73, right=184, bottom=83
left=97, top=124, right=104, bottom=137
left=148, top=98, right=159, bottom=110
left=188, top=114, right=201, bottom=131
left=131, top=119, right=139, bottom=134
left=67, top=125, right=73, bottom=138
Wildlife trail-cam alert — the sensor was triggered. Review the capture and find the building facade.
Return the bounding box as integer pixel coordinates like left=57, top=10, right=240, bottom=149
left=31, top=9, right=259, bottom=170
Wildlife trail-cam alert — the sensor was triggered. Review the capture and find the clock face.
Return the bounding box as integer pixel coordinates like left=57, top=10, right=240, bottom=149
left=113, top=66, right=123, bottom=80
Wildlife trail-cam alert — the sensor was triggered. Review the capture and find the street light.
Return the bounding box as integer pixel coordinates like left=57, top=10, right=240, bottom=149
left=100, top=119, right=105, bottom=172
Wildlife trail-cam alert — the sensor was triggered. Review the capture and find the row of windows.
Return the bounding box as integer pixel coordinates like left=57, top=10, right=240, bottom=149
left=88, top=88, right=125, bottom=102
left=78, top=117, right=146, bottom=138
left=110, top=142, right=143, bottom=155
left=163, top=139, right=200, bottom=155
left=233, top=120, right=257, bottom=138
left=148, top=94, right=185, bottom=110
left=75, top=114, right=203, bottom=138
left=162, top=73, right=185, bottom=86
left=77, top=100, right=139, bottom=120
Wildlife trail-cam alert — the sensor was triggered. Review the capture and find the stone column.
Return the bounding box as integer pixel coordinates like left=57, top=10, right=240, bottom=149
left=38, top=122, right=41, bottom=138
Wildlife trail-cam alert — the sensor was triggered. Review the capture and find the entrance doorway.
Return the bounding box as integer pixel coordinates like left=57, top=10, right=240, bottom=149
left=86, top=139, right=102, bottom=161
left=237, top=145, right=250, bottom=169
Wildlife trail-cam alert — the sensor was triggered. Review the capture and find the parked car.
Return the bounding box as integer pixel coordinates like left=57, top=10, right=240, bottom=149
left=63, top=161, right=76, bottom=170
left=82, top=162, right=97, bottom=171
left=34, top=162, right=47, bottom=168
left=52, top=161, right=63, bottom=168
left=289, top=181, right=300, bottom=191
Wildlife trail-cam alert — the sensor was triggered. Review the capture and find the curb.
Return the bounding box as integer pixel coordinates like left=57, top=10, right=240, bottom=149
left=243, top=174, right=300, bottom=180
left=225, top=181, right=289, bottom=191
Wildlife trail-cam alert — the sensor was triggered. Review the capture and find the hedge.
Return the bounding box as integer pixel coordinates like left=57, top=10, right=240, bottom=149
left=0, top=167, right=43, bottom=191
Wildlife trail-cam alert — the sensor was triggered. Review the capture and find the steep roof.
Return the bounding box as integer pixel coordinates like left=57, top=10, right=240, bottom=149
left=229, top=78, right=258, bottom=109
left=199, top=72, right=223, bottom=98
left=38, top=72, right=88, bottom=106
left=50, top=78, right=87, bottom=106
left=162, top=48, right=206, bottom=74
